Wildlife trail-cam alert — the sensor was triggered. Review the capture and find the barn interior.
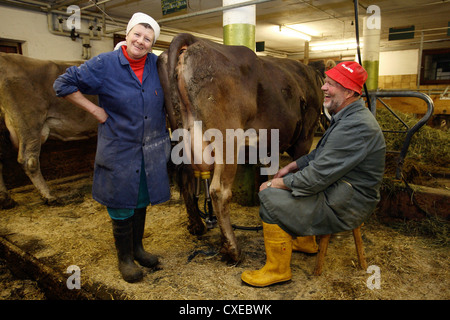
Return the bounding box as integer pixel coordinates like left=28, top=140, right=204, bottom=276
left=0, top=0, right=449, bottom=302
left=0, top=0, right=449, bottom=190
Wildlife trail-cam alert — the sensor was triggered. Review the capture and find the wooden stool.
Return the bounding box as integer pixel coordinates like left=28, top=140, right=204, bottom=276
left=313, top=225, right=368, bottom=276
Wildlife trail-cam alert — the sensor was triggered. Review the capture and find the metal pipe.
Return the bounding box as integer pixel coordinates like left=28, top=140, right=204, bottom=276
left=0, top=0, right=49, bottom=10
left=80, top=0, right=112, bottom=11
left=47, top=12, right=66, bottom=36
left=46, top=10, right=103, bottom=40
left=386, top=26, right=450, bottom=36
left=6, top=0, right=49, bottom=7
left=50, top=0, right=83, bottom=10
left=47, top=7, right=127, bottom=24
left=364, top=90, right=434, bottom=179
left=159, top=0, right=273, bottom=24
left=0, top=0, right=128, bottom=25
left=298, top=0, right=345, bottom=24
left=105, top=0, right=273, bottom=34
left=417, top=31, right=424, bottom=89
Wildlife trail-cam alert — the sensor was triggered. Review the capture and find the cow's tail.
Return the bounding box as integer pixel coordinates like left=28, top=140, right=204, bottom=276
left=167, top=33, right=199, bottom=80
left=164, top=33, right=200, bottom=201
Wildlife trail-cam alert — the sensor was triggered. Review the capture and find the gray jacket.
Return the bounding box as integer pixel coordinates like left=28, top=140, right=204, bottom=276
left=259, top=99, right=386, bottom=236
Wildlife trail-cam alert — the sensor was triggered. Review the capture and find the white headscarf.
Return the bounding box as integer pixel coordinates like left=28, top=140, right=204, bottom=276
left=126, top=12, right=160, bottom=44
left=115, top=12, right=160, bottom=50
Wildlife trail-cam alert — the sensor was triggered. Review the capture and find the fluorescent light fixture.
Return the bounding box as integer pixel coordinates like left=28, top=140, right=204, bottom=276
left=276, top=25, right=312, bottom=41
left=285, top=24, right=321, bottom=37
left=310, top=39, right=363, bottom=51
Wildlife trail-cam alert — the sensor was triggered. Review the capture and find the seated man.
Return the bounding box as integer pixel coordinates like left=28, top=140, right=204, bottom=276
left=241, top=62, right=386, bottom=287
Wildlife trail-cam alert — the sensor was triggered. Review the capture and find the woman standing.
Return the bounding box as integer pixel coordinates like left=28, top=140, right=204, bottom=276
left=54, top=12, right=171, bottom=283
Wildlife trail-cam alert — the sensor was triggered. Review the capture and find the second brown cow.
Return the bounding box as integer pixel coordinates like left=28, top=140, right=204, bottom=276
left=0, top=53, right=98, bottom=208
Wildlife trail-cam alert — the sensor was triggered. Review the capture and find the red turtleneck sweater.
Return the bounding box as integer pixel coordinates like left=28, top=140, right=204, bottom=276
left=121, top=45, right=147, bottom=83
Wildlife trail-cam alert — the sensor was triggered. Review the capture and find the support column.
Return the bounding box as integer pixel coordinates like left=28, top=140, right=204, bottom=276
left=223, top=0, right=258, bottom=206
left=362, top=6, right=381, bottom=91
left=303, top=40, right=310, bottom=64
left=223, top=0, right=256, bottom=50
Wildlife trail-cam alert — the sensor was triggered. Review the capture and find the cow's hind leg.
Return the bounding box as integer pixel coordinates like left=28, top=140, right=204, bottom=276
left=18, top=141, right=58, bottom=205
left=178, top=164, right=207, bottom=235
left=24, top=157, right=57, bottom=205
left=210, top=163, right=242, bottom=263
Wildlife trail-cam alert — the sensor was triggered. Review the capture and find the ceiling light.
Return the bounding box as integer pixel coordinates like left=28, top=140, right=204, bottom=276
left=310, top=39, right=363, bottom=51
left=285, top=24, right=321, bottom=37
left=277, top=25, right=312, bottom=41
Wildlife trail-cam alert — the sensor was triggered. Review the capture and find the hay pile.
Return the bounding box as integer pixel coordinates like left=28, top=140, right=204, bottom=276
left=376, top=108, right=450, bottom=191
left=0, top=177, right=449, bottom=300
left=376, top=108, right=450, bottom=170
left=375, top=108, right=449, bottom=246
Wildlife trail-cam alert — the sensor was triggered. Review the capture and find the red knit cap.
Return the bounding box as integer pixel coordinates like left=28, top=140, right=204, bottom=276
left=325, top=61, right=368, bottom=95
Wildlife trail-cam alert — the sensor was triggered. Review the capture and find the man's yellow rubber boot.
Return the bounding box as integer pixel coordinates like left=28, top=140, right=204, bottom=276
left=241, top=222, right=292, bottom=287
left=292, top=236, right=319, bottom=253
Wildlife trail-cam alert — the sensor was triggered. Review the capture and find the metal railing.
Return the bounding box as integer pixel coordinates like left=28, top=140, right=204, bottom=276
left=363, top=91, right=435, bottom=179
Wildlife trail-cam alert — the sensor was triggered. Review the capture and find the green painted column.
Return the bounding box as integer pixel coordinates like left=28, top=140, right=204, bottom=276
left=223, top=0, right=259, bottom=205
left=362, top=7, right=381, bottom=91
left=223, top=0, right=256, bottom=50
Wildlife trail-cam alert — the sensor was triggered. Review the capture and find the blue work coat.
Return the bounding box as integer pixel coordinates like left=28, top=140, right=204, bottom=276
left=54, top=49, right=171, bottom=208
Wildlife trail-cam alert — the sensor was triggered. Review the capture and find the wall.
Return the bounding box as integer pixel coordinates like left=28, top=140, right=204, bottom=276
left=377, top=49, right=417, bottom=90
left=379, top=49, right=419, bottom=76
left=375, top=49, right=449, bottom=118
left=0, top=6, right=114, bottom=60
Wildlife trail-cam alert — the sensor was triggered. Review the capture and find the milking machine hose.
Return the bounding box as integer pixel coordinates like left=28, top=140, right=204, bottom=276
left=198, top=196, right=262, bottom=231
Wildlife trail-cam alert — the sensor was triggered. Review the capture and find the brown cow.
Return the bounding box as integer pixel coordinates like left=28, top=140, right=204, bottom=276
left=0, top=53, right=98, bottom=208
left=157, top=33, right=324, bottom=262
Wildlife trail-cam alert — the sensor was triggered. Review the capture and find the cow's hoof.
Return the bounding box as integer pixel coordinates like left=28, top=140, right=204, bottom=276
left=188, top=220, right=207, bottom=236
left=44, top=197, right=64, bottom=206
left=220, top=247, right=244, bottom=265
left=0, top=193, right=17, bottom=209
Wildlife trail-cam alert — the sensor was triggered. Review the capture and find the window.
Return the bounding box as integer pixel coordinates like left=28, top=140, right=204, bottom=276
left=420, top=48, right=450, bottom=85
left=0, top=39, right=22, bottom=54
